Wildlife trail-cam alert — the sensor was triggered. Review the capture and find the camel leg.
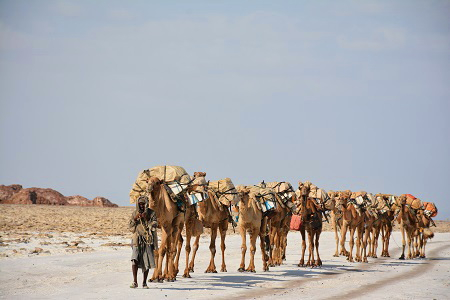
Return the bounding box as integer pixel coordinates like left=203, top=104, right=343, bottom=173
left=298, top=227, right=306, bottom=267
left=348, top=227, right=355, bottom=262
left=307, top=229, right=315, bottom=267
left=386, top=225, right=392, bottom=257
left=182, top=233, right=192, bottom=278
left=355, top=225, right=362, bottom=262
left=413, top=233, right=420, bottom=257
left=362, top=226, right=369, bottom=263
left=238, top=225, right=247, bottom=272
left=340, top=222, right=349, bottom=257
left=399, top=225, right=406, bottom=260
left=275, top=228, right=282, bottom=265
left=380, top=224, right=386, bottom=257
left=268, top=226, right=275, bottom=267
left=407, top=230, right=413, bottom=259
left=315, top=230, right=322, bottom=266
left=219, top=220, right=228, bottom=272
left=175, top=233, right=183, bottom=277
left=259, top=230, right=269, bottom=271
left=152, top=229, right=168, bottom=282
left=188, top=235, right=200, bottom=272
left=205, top=224, right=218, bottom=273
left=246, top=230, right=258, bottom=273
left=333, top=216, right=340, bottom=257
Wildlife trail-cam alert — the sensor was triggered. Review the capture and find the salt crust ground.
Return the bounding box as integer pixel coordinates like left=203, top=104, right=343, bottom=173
left=0, top=231, right=448, bottom=299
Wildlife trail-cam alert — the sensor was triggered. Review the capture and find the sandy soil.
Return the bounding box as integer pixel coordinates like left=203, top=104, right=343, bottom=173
left=0, top=204, right=449, bottom=299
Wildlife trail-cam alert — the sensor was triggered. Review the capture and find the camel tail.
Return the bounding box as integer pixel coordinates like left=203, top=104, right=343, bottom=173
left=423, top=228, right=434, bottom=240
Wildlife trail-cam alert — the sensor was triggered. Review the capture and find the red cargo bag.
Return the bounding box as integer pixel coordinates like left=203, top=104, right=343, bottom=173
left=290, top=215, right=302, bottom=231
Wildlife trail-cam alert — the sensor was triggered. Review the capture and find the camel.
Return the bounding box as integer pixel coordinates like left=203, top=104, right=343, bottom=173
left=374, top=194, right=397, bottom=257
left=262, top=182, right=295, bottom=267
left=236, top=185, right=269, bottom=272
left=296, top=181, right=323, bottom=267
left=328, top=191, right=347, bottom=257
left=140, top=177, right=185, bottom=282
left=338, top=190, right=365, bottom=263
left=414, top=207, right=434, bottom=258
left=397, top=195, right=418, bottom=260
left=181, top=172, right=232, bottom=276
left=361, top=196, right=382, bottom=261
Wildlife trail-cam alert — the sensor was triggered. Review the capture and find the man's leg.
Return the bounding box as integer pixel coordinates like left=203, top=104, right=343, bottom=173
left=131, top=260, right=138, bottom=288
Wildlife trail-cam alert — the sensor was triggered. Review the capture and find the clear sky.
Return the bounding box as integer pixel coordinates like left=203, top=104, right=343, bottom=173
left=0, top=1, right=449, bottom=218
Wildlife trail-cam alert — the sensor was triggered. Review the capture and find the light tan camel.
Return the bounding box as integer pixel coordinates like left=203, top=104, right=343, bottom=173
left=397, top=195, right=418, bottom=260
left=183, top=172, right=231, bottom=276
left=415, top=208, right=434, bottom=258
left=143, top=177, right=185, bottom=282
left=330, top=190, right=350, bottom=257
left=236, top=185, right=269, bottom=272
left=338, top=191, right=365, bottom=263
left=296, top=181, right=323, bottom=267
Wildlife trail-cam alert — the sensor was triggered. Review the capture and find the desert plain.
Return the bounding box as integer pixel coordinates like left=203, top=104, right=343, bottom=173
left=0, top=204, right=449, bottom=299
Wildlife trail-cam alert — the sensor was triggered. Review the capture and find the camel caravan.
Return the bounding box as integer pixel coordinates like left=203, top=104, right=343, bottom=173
left=129, top=165, right=439, bottom=282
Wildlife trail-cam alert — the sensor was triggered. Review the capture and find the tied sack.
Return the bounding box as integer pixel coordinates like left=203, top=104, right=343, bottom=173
left=208, top=178, right=239, bottom=206
left=264, top=182, right=294, bottom=203
left=130, top=166, right=191, bottom=204
left=290, top=215, right=302, bottom=231
left=405, top=194, right=422, bottom=210
left=423, top=202, right=438, bottom=218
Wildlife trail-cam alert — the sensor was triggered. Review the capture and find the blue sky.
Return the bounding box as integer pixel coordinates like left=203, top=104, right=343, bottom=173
left=0, top=1, right=449, bottom=218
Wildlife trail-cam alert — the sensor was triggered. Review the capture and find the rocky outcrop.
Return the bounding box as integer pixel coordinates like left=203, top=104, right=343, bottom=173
left=0, top=184, right=118, bottom=207
left=93, top=197, right=119, bottom=208
left=66, top=195, right=92, bottom=206
left=0, top=184, right=23, bottom=203
left=6, top=188, right=67, bottom=205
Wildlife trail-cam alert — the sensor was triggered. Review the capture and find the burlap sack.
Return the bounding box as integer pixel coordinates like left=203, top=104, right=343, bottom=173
left=405, top=194, right=422, bottom=210
left=149, top=166, right=191, bottom=184
left=208, top=178, right=239, bottom=206
left=130, top=166, right=191, bottom=204
left=249, top=186, right=277, bottom=212
left=308, top=184, right=318, bottom=198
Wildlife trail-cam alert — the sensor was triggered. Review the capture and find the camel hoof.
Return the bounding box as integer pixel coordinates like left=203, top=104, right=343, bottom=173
left=189, top=268, right=194, bottom=273
left=269, top=264, right=275, bottom=267
left=238, top=268, right=245, bottom=272
left=220, top=268, right=227, bottom=272
left=399, top=256, right=405, bottom=260
left=333, top=254, right=339, bottom=257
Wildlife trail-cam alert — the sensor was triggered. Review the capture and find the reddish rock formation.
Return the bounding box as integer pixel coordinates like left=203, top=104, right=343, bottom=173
left=0, top=184, right=118, bottom=207
left=0, top=184, right=23, bottom=203
left=66, top=195, right=92, bottom=207
left=92, top=197, right=118, bottom=208
left=6, top=188, right=67, bottom=205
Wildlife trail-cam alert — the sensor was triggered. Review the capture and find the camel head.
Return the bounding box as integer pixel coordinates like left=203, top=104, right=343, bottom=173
left=235, top=185, right=250, bottom=208
left=189, top=171, right=208, bottom=194
left=398, top=195, right=407, bottom=205
left=298, top=181, right=310, bottom=197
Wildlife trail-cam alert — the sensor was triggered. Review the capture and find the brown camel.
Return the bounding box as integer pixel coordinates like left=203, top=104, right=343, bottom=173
left=375, top=194, right=397, bottom=257
left=414, top=207, right=434, bottom=258
left=330, top=190, right=350, bottom=257
left=397, top=195, right=418, bottom=260
left=263, top=182, right=295, bottom=267
left=296, top=181, right=323, bottom=267
left=338, top=191, right=365, bottom=263
left=361, top=194, right=381, bottom=262
left=236, top=185, right=269, bottom=272
left=182, top=172, right=234, bottom=276
left=141, top=177, right=185, bottom=282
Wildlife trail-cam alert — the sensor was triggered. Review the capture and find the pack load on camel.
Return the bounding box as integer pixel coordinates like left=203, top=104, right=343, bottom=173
left=422, top=202, right=438, bottom=218
left=130, top=166, right=192, bottom=210
left=186, top=172, right=209, bottom=206
left=208, top=178, right=239, bottom=206
left=404, top=194, right=423, bottom=210
left=308, top=184, right=329, bottom=210
left=263, top=181, right=296, bottom=211
left=250, top=185, right=277, bottom=214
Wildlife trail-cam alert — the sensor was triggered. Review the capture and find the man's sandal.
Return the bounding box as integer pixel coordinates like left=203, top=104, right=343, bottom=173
left=130, top=282, right=138, bottom=288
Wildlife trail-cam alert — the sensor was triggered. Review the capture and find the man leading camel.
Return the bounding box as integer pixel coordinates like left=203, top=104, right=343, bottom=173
left=129, top=196, right=158, bottom=288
